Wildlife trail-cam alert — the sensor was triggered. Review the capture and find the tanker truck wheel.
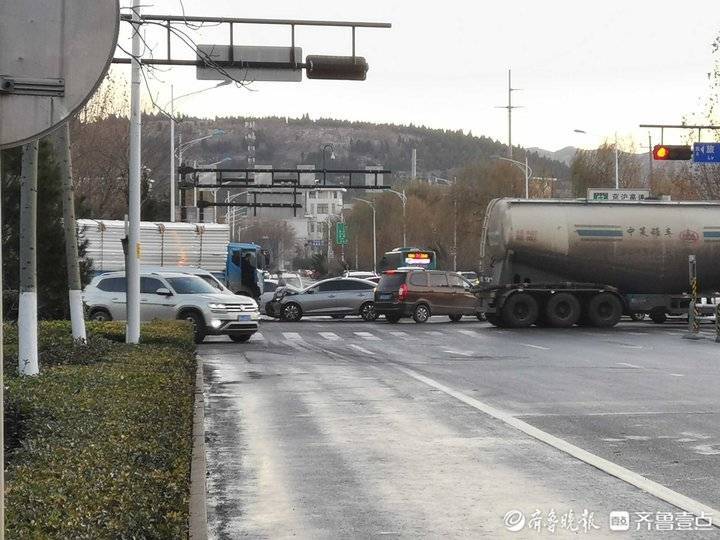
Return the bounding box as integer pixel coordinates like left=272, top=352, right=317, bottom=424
left=501, top=293, right=539, bottom=328
left=649, top=308, right=667, bottom=324
left=545, top=293, right=581, bottom=328
left=587, top=292, right=623, bottom=328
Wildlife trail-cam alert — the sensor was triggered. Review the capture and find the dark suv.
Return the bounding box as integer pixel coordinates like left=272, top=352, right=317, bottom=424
left=374, top=269, right=482, bottom=323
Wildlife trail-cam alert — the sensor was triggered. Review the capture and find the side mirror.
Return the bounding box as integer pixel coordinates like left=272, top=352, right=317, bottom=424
left=306, top=289, right=315, bottom=294
left=156, top=287, right=173, bottom=296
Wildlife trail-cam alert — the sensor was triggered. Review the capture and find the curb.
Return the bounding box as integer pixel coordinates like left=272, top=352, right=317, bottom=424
left=189, top=357, right=208, bottom=540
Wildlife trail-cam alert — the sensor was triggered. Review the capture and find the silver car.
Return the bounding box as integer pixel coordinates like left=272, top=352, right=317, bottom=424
left=269, top=278, right=378, bottom=322
left=83, top=271, right=259, bottom=343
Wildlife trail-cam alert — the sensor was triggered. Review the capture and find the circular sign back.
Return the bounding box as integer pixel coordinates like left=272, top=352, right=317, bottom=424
left=0, top=0, right=120, bottom=149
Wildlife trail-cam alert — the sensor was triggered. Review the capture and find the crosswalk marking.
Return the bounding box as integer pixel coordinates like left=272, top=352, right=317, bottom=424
left=282, top=332, right=303, bottom=341
left=351, top=344, right=375, bottom=355
left=389, top=331, right=414, bottom=339
left=521, top=343, right=550, bottom=350
left=251, top=332, right=265, bottom=341
left=354, top=331, right=381, bottom=341
left=425, top=331, right=444, bottom=337
left=319, top=332, right=341, bottom=341
left=457, top=329, right=479, bottom=337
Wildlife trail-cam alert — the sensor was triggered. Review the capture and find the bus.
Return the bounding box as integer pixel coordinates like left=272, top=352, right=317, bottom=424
left=378, top=247, right=437, bottom=272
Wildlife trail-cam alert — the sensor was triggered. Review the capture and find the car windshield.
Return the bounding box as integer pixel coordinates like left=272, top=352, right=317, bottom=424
left=166, top=276, right=218, bottom=295
left=198, top=274, right=224, bottom=291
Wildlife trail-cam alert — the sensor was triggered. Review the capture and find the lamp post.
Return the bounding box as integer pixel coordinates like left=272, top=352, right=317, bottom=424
left=355, top=198, right=377, bottom=272
left=321, top=143, right=335, bottom=183
left=387, top=188, right=407, bottom=246
left=574, top=129, right=619, bottom=189
left=225, top=190, right=249, bottom=240
left=492, top=155, right=533, bottom=199
left=177, top=129, right=225, bottom=218
left=167, top=80, right=230, bottom=222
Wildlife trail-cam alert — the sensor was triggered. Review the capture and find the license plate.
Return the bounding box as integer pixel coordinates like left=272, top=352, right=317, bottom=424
left=379, top=293, right=392, bottom=300
left=238, top=314, right=252, bottom=321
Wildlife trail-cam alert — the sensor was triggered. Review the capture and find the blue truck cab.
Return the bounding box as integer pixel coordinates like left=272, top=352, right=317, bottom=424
left=225, top=242, right=271, bottom=298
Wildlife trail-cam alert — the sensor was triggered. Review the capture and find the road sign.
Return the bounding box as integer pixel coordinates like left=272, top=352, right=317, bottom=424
left=0, top=0, right=120, bottom=148
left=308, top=239, right=325, bottom=248
left=336, top=222, right=348, bottom=245
left=587, top=188, right=650, bottom=202
left=197, top=45, right=302, bottom=82
left=693, top=142, right=720, bottom=163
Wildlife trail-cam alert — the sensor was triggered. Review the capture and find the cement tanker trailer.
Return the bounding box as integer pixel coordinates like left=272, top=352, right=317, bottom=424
left=477, top=198, right=720, bottom=328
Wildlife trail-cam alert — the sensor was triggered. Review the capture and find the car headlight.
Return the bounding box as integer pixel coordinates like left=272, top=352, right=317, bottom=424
left=208, top=303, right=227, bottom=310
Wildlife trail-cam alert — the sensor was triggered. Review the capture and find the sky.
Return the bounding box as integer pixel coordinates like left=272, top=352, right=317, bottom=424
left=116, top=0, right=720, bottom=152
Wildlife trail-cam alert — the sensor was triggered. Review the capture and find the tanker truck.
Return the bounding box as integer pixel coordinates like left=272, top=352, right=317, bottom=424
left=477, top=198, right=720, bottom=328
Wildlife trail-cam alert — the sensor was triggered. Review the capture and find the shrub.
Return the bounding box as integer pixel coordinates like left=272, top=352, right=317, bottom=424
left=4, top=320, right=196, bottom=538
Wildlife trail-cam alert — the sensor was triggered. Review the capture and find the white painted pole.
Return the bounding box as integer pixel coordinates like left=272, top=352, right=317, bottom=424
left=402, top=189, right=407, bottom=247
left=170, top=85, right=176, bottom=222
left=19, top=141, right=39, bottom=375
left=525, top=154, right=530, bottom=199
left=54, top=123, right=87, bottom=342
left=126, top=0, right=142, bottom=344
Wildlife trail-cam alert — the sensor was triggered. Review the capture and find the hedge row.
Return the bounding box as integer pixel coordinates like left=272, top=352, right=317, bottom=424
left=4, top=320, right=196, bottom=538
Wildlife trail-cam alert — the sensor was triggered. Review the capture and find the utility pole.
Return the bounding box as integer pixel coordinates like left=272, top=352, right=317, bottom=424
left=1, top=150, right=5, bottom=535
left=453, top=178, right=458, bottom=271
left=648, top=132, right=653, bottom=185
left=126, top=0, right=142, bottom=344
left=19, top=141, right=39, bottom=376
left=411, top=148, right=417, bottom=181
left=170, top=84, right=176, bottom=222
left=496, top=69, right=522, bottom=159
left=53, top=123, right=87, bottom=342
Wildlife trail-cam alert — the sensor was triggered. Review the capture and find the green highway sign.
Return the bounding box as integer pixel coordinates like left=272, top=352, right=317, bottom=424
left=335, top=222, right=348, bottom=245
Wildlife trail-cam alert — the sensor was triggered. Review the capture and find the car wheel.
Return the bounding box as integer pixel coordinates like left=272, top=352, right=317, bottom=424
left=89, top=308, right=112, bottom=322
left=545, top=292, right=581, bottom=328
left=229, top=333, right=252, bottom=343
left=476, top=313, right=486, bottom=321
left=360, top=302, right=378, bottom=322
left=180, top=311, right=206, bottom=343
left=501, top=292, right=539, bottom=328
left=412, top=303, right=431, bottom=323
left=281, top=302, right=303, bottom=322
left=385, top=314, right=401, bottom=324
left=449, top=314, right=463, bottom=322
left=587, top=292, right=623, bottom=328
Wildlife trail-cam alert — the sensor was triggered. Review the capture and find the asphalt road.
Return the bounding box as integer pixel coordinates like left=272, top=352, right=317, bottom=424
left=200, top=317, right=720, bottom=538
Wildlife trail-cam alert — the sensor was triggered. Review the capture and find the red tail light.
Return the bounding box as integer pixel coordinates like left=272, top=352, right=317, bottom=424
left=398, top=283, right=409, bottom=301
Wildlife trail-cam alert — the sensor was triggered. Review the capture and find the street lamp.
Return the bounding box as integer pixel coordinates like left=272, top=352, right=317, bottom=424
left=492, top=155, right=533, bottom=199
left=386, top=188, right=407, bottom=247
left=574, top=129, right=619, bottom=189
left=355, top=198, right=377, bottom=272
left=225, top=190, right=249, bottom=240
left=167, top=80, right=230, bottom=222
left=321, top=143, right=335, bottom=182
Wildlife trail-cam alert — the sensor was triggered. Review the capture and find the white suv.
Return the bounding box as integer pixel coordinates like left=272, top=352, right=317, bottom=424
left=84, top=271, right=259, bottom=343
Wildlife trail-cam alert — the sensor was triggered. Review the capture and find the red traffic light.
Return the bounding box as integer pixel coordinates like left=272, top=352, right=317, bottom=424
left=652, top=144, right=692, bottom=161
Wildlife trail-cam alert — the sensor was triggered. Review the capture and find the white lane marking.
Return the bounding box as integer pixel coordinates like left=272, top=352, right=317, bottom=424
left=251, top=332, right=265, bottom=341
left=669, top=373, right=685, bottom=377
left=319, top=332, right=341, bottom=341
left=621, top=345, right=643, bottom=349
left=457, top=329, right=480, bottom=337
left=354, top=331, right=381, bottom=341
left=616, top=362, right=642, bottom=369
left=627, top=331, right=646, bottom=336
left=350, top=344, right=375, bottom=356
left=443, top=350, right=473, bottom=357
left=282, top=332, right=303, bottom=341
left=521, top=343, right=549, bottom=350
left=425, top=331, right=444, bottom=337
left=392, top=363, right=720, bottom=526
